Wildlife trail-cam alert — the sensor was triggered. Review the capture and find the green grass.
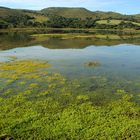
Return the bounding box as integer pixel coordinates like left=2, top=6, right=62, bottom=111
left=96, top=19, right=140, bottom=26
left=132, top=22, right=140, bottom=26
left=96, top=19, right=122, bottom=25
left=25, top=12, right=48, bottom=23
left=1, top=27, right=140, bottom=34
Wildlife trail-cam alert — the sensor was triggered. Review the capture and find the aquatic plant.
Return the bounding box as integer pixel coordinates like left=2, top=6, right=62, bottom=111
left=7, top=55, right=18, bottom=60
left=0, top=60, right=51, bottom=80
left=0, top=60, right=140, bottom=139
left=0, top=92, right=140, bottom=139
left=85, top=61, right=101, bottom=68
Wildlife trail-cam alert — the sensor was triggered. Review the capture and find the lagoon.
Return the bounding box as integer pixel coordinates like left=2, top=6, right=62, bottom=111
left=1, top=32, right=140, bottom=100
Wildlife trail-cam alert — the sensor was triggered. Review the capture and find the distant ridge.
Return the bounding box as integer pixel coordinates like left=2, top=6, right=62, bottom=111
left=0, top=6, right=11, bottom=9
left=41, top=7, right=92, bottom=19
left=40, top=7, right=124, bottom=19
left=0, top=6, right=140, bottom=29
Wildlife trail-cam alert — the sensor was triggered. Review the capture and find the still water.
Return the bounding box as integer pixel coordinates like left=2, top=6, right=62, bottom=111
left=0, top=32, right=140, bottom=102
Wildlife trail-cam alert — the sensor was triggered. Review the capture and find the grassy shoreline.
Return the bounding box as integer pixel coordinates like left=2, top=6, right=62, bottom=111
left=31, top=33, right=140, bottom=40
left=0, top=27, right=140, bottom=34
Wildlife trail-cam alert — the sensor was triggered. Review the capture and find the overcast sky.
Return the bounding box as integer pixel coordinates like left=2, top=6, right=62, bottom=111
left=0, top=0, right=140, bottom=14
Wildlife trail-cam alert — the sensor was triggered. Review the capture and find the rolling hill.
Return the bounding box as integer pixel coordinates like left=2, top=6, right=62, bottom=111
left=40, top=7, right=139, bottom=21
left=0, top=7, right=48, bottom=28
left=0, top=7, right=140, bottom=29
left=41, top=7, right=95, bottom=19
left=41, top=7, right=125, bottom=19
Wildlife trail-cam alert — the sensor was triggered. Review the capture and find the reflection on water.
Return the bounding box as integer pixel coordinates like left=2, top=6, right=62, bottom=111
left=1, top=32, right=140, bottom=102
left=1, top=32, right=140, bottom=50
left=1, top=44, right=140, bottom=79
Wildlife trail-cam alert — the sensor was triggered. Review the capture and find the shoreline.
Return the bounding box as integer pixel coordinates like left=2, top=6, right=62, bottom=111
left=0, top=27, right=140, bottom=34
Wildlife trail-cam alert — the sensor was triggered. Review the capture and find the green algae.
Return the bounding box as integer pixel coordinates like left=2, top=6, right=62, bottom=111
left=0, top=60, right=140, bottom=139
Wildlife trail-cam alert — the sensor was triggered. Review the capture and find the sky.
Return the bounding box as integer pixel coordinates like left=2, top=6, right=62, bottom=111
left=0, top=0, right=140, bottom=14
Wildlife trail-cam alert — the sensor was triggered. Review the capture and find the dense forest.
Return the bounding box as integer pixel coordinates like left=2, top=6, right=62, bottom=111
left=0, top=7, right=140, bottom=29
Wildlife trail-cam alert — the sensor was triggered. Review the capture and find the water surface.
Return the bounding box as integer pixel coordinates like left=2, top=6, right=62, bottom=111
left=1, top=32, right=140, bottom=102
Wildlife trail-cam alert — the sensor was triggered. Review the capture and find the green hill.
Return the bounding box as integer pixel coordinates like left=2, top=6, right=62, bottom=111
left=0, top=7, right=140, bottom=29
left=40, top=8, right=140, bottom=29
left=0, top=7, right=48, bottom=28
left=40, top=7, right=140, bottom=21
left=41, top=7, right=140, bottom=24
left=41, top=7, right=124, bottom=20
left=41, top=7, right=94, bottom=19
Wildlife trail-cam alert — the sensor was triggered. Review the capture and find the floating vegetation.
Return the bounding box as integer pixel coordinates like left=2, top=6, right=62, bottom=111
left=85, top=60, right=101, bottom=68
left=7, top=55, right=17, bottom=60
left=0, top=60, right=51, bottom=80
left=0, top=91, right=140, bottom=139
left=0, top=60, right=140, bottom=139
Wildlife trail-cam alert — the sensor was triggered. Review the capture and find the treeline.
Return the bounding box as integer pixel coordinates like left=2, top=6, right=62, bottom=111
left=45, top=16, right=140, bottom=30
left=0, top=15, right=43, bottom=29
left=0, top=15, right=140, bottom=30
left=96, top=21, right=140, bottom=30
left=45, top=16, right=95, bottom=28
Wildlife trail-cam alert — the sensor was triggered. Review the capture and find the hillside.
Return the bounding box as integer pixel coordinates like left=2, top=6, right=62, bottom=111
left=0, top=7, right=48, bottom=28
left=41, top=7, right=94, bottom=19
left=0, top=7, right=140, bottom=29
left=41, top=7, right=137, bottom=21
left=40, top=8, right=140, bottom=29
left=41, top=7, right=126, bottom=20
